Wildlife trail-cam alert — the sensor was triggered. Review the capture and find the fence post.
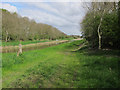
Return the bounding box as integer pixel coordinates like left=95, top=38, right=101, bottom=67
left=17, top=40, right=22, bottom=56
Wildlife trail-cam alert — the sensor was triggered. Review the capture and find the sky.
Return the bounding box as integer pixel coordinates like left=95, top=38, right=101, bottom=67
left=0, top=1, right=87, bottom=36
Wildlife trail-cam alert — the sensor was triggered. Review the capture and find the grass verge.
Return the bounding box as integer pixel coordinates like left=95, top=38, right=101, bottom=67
left=2, top=40, right=50, bottom=46
left=2, top=39, right=120, bottom=88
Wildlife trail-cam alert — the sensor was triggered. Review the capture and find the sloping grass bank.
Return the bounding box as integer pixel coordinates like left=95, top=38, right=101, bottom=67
left=1, top=40, right=68, bottom=53
left=2, top=37, right=74, bottom=46
left=2, top=40, right=120, bottom=88
left=2, top=40, right=50, bottom=46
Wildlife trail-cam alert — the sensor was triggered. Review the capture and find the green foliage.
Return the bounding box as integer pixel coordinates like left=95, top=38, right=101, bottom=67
left=101, top=12, right=120, bottom=49
left=118, top=1, right=120, bottom=25
left=81, top=12, right=100, bottom=48
left=81, top=2, right=120, bottom=49
left=2, top=9, right=66, bottom=41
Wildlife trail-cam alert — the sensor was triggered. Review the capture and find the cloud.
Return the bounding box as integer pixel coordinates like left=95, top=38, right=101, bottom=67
left=21, top=9, right=66, bottom=26
left=0, top=3, right=18, bottom=13
left=2, top=2, right=86, bottom=35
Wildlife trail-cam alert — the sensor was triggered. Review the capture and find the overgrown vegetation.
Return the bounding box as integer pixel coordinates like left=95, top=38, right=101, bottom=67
left=81, top=2, right=120, bottom=49
left=2, top=40, right=120, bottom=88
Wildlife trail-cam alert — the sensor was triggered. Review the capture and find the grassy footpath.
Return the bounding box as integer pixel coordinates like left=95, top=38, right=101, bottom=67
left=2, top=40, right=120, bottom=88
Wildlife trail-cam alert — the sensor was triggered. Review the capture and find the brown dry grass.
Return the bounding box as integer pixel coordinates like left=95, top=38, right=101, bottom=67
left=0, top=40, right=69, bottom=53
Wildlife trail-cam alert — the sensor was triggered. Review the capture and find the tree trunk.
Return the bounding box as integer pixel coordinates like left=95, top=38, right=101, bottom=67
left=118, top=1, right=120, bottom=25
left=5, top=31, right=8, bottom=42
left=97, top=17, right=102, bottom=49
left=8, top=36, right=10, bottom=41
left=97, top=9, right=105, bottom=50
left=5, top=36, right=7, bottom=42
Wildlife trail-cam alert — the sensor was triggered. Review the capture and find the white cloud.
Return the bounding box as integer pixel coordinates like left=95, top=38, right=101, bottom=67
left=20, top=9, right=71, bottom=27
left=2, top=2, right=86, bottom=35
left=18, top=2, right=86, bottom=35
left=0, top=3, right=18, bottom=13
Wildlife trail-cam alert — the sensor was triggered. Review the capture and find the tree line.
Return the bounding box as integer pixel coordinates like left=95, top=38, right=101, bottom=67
left=2, top=9, right=67, bottom=42
left=81, top=2, right=120, bottom=49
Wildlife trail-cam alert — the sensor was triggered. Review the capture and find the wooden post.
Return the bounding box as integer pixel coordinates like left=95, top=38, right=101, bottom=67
left=17, top=40, right=22, bottom=56
left=5, top=31, right=8, bottom=42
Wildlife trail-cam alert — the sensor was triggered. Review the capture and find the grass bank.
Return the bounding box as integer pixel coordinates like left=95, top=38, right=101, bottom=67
left=1, top=40, right=69, bottom=53
left=2, top=40, right=51, bottom=46
left=2, top=39, right=120, bottom=88
left=2, top=37, right=74, bottom=46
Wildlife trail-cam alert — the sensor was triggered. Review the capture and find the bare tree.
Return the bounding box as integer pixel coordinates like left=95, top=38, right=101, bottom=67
left=97, top=9, right=105, bottom=49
